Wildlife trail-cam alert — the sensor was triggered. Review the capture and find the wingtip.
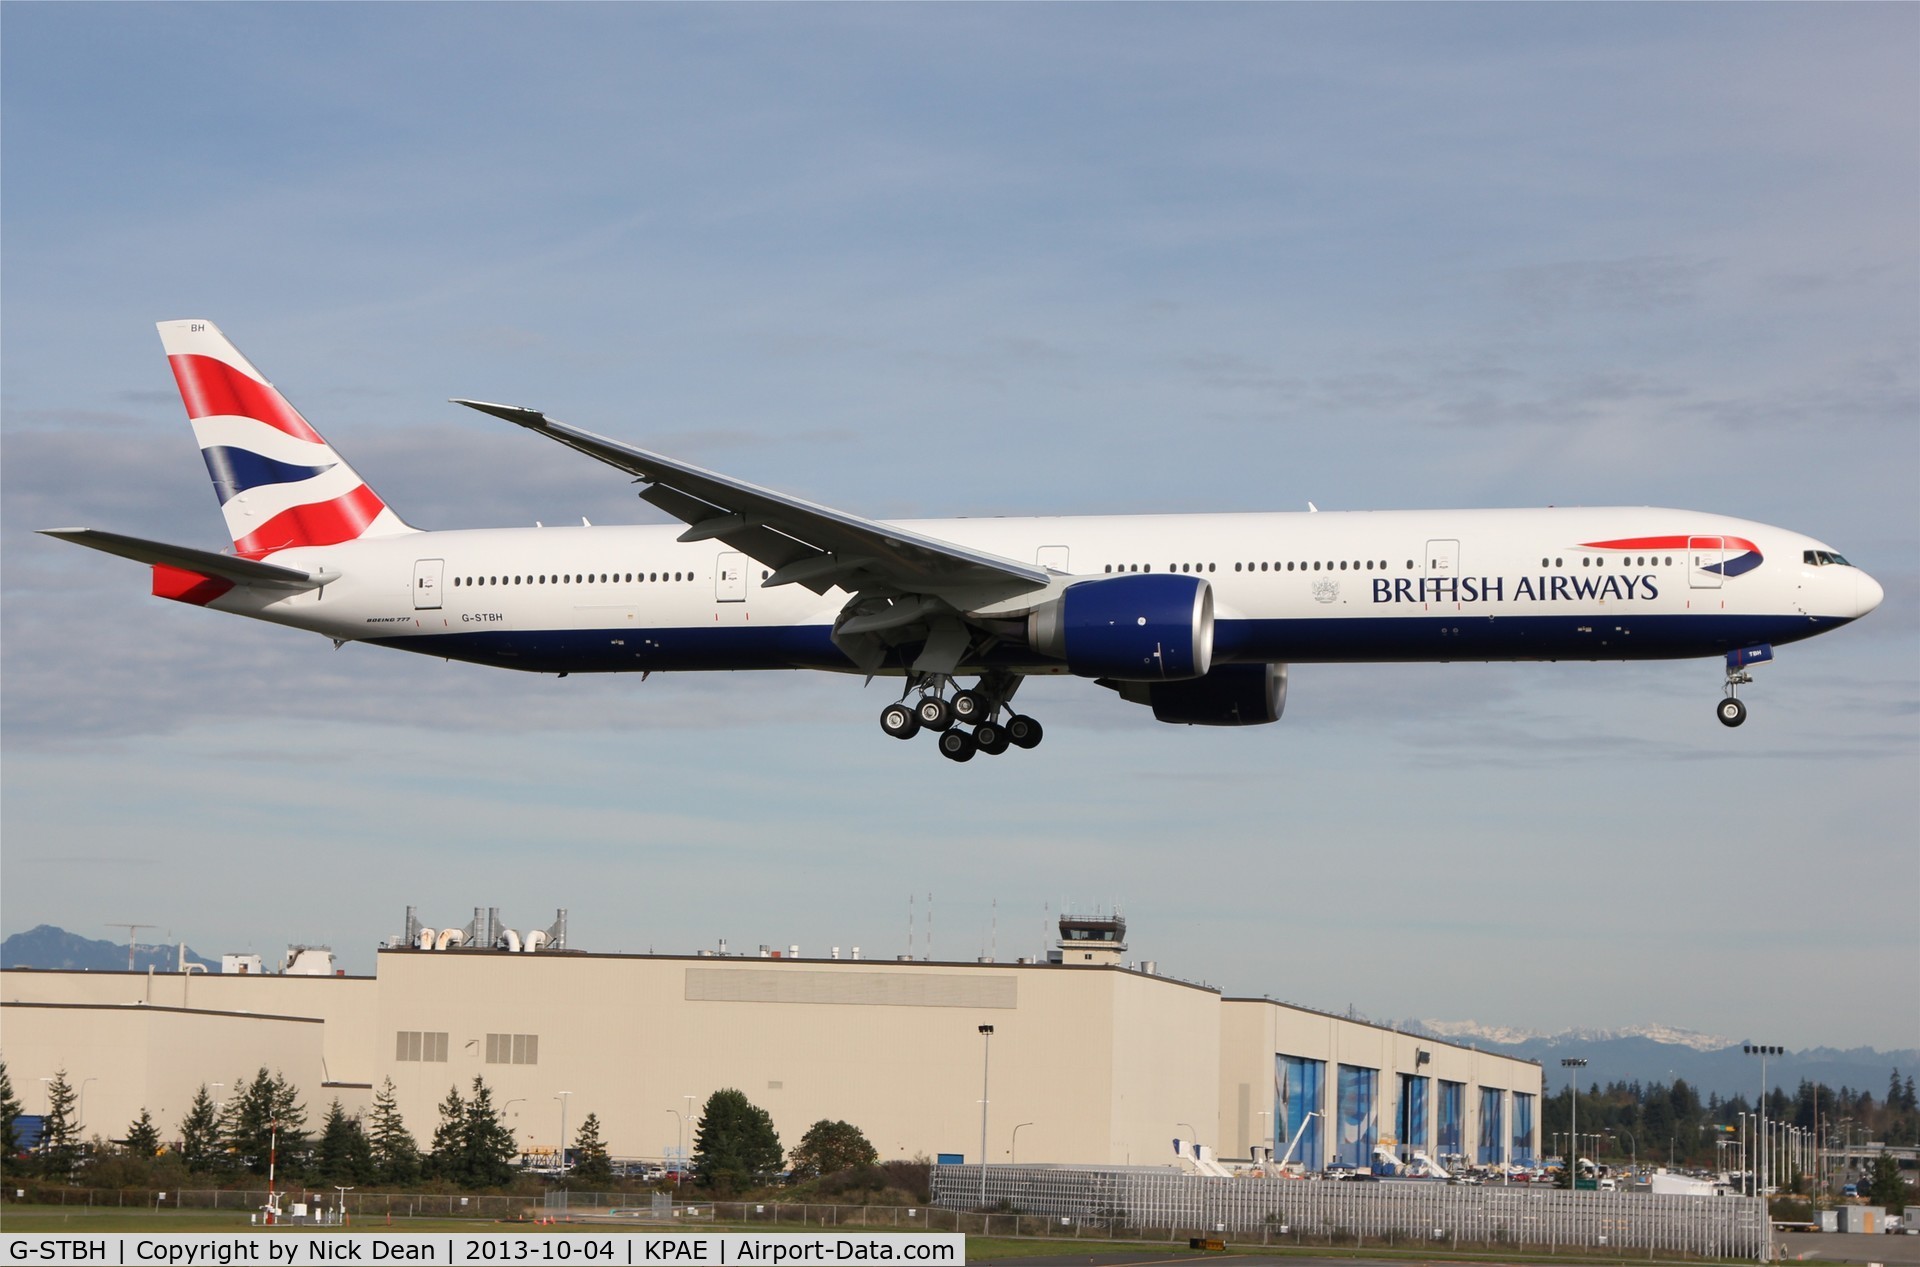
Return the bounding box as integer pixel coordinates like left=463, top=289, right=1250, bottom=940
left=450, top=398, right=550, bottom=428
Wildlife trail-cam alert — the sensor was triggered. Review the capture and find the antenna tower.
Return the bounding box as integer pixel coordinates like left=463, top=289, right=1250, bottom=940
left=106, top=923, right=157, bottom=971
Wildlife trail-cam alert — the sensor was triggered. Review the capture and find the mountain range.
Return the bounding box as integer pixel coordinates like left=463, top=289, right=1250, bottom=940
left=1400, top=1018, right=1918, bottom=1101
left=1, top=924, right=218, bottom=974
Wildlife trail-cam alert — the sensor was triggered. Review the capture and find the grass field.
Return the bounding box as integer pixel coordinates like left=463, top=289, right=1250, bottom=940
left=0, top=1206, right=532, bottom=1233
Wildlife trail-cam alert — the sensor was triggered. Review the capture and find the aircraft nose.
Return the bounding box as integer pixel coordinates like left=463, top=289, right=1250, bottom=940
left=1855, top=570, right=1884, bottom=618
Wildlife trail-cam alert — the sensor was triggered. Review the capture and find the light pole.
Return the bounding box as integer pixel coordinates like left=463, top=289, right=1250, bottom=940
left=682, top=1095, right=696, bottom=1181
left=1745, top=1045, right=1781, bottom=1197
left=1177, top=1121, right=1197, bottom=1148
left=78, top=1077, right=97, bottom=1138
left=665, top=1110, right=683, bottom=1187
left=1561, top=1058, right=1588, bottom=1186
left=555, top=1092, right=573, bottom=1177
left=334, top=1186, right=354, bottom=1225
left=977, top=1025, right=995, bottom=1211
left=1256, top=1109, right=1272, bottom=1159
left=503, top=1098, right=526, bottom=1155
left=1011, top=1121, right=1033, bottom=1165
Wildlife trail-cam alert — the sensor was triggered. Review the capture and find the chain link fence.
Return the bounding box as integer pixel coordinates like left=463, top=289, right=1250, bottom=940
left=5, top=1175, right=1771, bottom=1260
left=931, top=1165, right=1770, bottom=1261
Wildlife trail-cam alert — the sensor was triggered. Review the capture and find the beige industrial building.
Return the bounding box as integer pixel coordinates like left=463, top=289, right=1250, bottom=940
left=2, top=916, right=1541, bottom=1173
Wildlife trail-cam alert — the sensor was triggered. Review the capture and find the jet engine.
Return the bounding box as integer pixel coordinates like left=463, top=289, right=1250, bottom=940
left=1106, top=662, right=1288, bottom=725
left=1026, top=573, right=1213, bottom=680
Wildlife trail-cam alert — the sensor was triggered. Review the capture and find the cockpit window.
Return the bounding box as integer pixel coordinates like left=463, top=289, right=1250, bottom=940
left=1803, top=550, right=1853, bottom=567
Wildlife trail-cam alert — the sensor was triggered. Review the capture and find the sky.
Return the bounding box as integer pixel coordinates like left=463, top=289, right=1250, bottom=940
left=3, top=4, right=1915, bottom=1051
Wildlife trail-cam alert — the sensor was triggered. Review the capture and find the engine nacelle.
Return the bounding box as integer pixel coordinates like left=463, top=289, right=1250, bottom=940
left=1111, top=662, right=1288, bottom=726
left=1026, top=573, right=1214, bottom=680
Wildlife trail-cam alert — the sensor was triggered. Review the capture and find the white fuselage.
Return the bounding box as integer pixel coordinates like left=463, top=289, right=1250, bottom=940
left=204, top=506, right=1878, bottom=677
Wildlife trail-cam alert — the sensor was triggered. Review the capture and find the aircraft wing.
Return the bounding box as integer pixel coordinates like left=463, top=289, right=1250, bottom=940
left=452, top=400, right=1051, bottom=604
left=39, top=528, right=334, bottom=589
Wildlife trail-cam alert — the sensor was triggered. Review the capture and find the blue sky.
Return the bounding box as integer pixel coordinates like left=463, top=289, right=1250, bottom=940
left=4, top=4, right=1915, bottom=1049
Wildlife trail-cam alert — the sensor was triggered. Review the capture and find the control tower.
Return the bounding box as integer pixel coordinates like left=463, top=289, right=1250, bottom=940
left=1050, top=910, right=1127, bottom=966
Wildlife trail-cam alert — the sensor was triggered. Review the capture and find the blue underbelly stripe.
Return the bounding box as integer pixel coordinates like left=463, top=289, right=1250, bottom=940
left=366, top=612, right=1846, bottom=675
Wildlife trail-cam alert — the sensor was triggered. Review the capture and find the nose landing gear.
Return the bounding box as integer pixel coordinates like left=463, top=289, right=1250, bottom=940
left=878, top=672, right=1045, bottom=759
left=1717, top=644, right=1773, bottom=728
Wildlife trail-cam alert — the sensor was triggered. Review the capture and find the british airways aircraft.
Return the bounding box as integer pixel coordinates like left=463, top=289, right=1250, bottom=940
left=43, top=321, right=1884, bottom=761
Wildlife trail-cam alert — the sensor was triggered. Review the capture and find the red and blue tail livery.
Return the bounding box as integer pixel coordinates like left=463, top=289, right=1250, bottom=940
left=39, top=321, right=1884, bottom=758
left=158, top=320, right=412, bottom=559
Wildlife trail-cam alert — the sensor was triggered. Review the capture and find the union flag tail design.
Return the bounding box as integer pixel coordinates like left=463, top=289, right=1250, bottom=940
left=158, top=319, right=414, bottom=558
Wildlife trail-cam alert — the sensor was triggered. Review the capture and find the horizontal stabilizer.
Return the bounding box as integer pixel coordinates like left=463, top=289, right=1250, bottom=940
left=39, top=528, right=334, bottom=589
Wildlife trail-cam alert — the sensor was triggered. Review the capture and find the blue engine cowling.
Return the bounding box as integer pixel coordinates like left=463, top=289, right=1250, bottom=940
left=1026, top=573, right=1214, bottom=680
left=1108, top=662, right=1288, bottom=725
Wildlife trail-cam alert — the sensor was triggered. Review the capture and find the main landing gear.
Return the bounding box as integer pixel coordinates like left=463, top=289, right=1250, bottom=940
left=1717, top=643, right=1773, bottom=728
left=880, top=674, right=1043, bottom=761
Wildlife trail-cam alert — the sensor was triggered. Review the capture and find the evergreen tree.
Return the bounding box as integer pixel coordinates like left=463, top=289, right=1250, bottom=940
left=124, top=1108, right=163, bottom=1158
left=460, top=1078, right=520, bottom=1190
left=367, top=1078, right=422, bottom=1186
left=788, top=1120, right=878, bottom=1180
left=692, top=1088, right=782, bottom=1193
left=179, top=1085, right=222, bottom=1172
left=221, top=1069, right=308, bottom=1177
left=570, top=1113, right=613, bottom=1185
left=38, top=1068, right=79, bottom=1179
left=428, top=1084, right=467, bottom=1183
left=0, top=1059, right=21, bottom=1166
left=1867, top=1151, right=1907, bottom=1214
left=314, top=1099, right=375, bottom=1186
left=1905, top=1075, right=1918, bottom=1115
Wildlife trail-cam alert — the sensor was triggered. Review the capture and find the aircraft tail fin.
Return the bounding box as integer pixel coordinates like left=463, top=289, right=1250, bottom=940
left=158, top=319, right=415, bottom=558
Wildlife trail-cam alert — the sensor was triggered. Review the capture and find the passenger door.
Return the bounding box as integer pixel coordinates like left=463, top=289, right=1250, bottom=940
left=715, top=551, right=748, bottom=602
left=1688, top=536, right=1724, bottom=589
left=412, top=558, right=444, bottom=610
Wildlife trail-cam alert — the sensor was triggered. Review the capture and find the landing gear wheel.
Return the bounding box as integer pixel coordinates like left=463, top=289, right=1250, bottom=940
left=1717, top=697, right=1747, bottom=728
left=950, top=689, right=988, bottom=724
left=916, top=695, right=956, bottom=732
left=973, top=721, right=1011, bottom=755
left=880, top=701, right=921, bottom=740
left=1005, top=714, right=1044, bottom=749
left=937, top=728, right=978, bottom=763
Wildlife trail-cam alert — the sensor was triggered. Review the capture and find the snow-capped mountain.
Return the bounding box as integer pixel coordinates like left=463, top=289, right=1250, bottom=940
left=1416, top=1019, right=1733, bottom=1053
left=1397, top=1017, right=1916, bottom=1099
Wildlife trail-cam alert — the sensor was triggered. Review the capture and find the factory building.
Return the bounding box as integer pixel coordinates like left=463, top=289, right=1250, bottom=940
left=1, top=913, right=1540, bottom=1171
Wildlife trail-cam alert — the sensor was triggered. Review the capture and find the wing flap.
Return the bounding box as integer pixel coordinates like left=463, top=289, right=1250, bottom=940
left=40, top=527, right=332, bottom=589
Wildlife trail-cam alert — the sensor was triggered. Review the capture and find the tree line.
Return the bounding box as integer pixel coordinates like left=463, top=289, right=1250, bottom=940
left=1540, top=1067, right=1920, bottom=1168
left=2, top=1060, right=900, bottom=1199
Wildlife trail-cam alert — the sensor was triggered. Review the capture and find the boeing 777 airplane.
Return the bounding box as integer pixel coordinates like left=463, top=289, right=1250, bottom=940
left=43, top=321, right=1884, bottom=761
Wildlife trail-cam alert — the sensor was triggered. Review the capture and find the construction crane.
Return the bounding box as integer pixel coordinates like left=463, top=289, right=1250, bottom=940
left=105, top=923, right=156, bottom=971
